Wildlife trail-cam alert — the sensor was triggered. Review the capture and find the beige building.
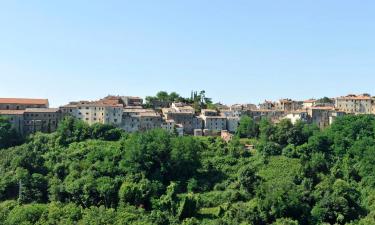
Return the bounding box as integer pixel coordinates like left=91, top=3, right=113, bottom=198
left=275, top=99, right=303, bottom=112
left=200, top=110, right=227, bottom=131
left=60, top=101, right=123, bottom=126
left=284, top=110, right=309, bottom=124
left=259, top=101, right=275, bottom=110
left=0, top=98, right=49, bottom=110
left=303, top=99, right=317, bottom=109
left=335, top=94, right=373, bottom=114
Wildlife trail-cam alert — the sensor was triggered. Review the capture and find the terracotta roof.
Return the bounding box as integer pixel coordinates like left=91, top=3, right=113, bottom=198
left=337, top=95, right=371, bottom=100
left=0, top=98, right=48, bottom=105
left=304, top=99, right=316, bottom=103
left=0, top=110, right=25, bottom=115
left=24, top=108, right=60, bottom=113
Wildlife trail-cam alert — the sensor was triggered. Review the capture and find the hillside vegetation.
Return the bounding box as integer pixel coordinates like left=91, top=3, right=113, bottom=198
left=0, top=115, right=375, bottom=224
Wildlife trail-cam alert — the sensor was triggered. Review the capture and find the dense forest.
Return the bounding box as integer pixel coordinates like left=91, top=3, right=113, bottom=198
left=0, top=115, right=375, bottom=224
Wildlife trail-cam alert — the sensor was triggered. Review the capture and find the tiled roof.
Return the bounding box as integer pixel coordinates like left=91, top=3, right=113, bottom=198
left=0, top=98, right=48, bottom=105
left=337, top=95, right=371, bottom=100
left=24, top=108, right=60, bottom=113
left=0, top=110, right=25, bottom=115
left=304, top=99, right=316, bottom=103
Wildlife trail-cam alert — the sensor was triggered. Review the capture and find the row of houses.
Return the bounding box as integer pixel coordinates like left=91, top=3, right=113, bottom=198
left=0, top=94, right=374, bottom=137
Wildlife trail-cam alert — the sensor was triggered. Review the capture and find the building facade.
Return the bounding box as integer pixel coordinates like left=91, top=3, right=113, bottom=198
left=335, top=94, right=373, bottom=114
left=0, top=98, right=49, bottom=110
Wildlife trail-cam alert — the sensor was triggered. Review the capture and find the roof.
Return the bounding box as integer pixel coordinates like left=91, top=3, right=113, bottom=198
left=202, top=109, right=217, bottom=112
left=337, top=95, right=372, bottom=100
left=62, top=101, right=123, bottom=108
left=0, top=98, right=48, bottom=105
left=0, top=110, right=25, bottom=115
left=123, top=108, right=154, bottom=113
left=24, top=108, right=60, bottom=113
left=204, top=116, right=226, bottom=119
left=139, top=112, right=161, bottom=117
left=311, top=106, right=335, bottom=110
left=304, top=99, right=316, bottom=103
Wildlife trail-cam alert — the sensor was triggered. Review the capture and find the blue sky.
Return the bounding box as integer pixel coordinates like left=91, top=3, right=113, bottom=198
left=0, top=1, right=375, bottom=107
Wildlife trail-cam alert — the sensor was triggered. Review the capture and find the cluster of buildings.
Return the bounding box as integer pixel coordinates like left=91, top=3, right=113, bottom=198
left=1, top=94, right=375, bottom=138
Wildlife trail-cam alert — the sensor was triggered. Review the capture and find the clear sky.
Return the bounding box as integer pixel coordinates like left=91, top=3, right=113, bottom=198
left=1, top=1, right=375, bottom=107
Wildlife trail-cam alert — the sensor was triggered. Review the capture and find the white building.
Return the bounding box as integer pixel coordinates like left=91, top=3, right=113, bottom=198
left=284, top=111, right=309, bottom=124
left=60, top=101, right=123, bottom=126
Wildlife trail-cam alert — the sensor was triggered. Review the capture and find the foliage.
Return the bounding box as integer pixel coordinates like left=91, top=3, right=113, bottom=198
left=0, top=116, right=22, bottom=149
left=0, top=115, right=374, bottom=224
left=236, top=115, right=259, bottom=138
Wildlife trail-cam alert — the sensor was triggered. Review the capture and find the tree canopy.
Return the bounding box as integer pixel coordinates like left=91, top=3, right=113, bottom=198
left=0, top=115, right=374, bottom=224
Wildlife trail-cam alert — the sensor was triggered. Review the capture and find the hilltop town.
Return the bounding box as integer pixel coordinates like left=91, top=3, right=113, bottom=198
left=0, top=92, right=373, bottom=138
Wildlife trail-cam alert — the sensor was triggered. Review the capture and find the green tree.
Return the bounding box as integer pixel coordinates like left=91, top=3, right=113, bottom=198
left=236, top=116, right=259, bottom=138
left=238, top=165, right=260, bottom=194
left=177, top=194, right=199, bottom=220
left=0, top=116, right=22, bottom=149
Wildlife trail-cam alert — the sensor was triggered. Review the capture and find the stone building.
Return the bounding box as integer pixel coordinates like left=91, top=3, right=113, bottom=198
left=246, top=109, right=285, bottom=122
left=335, top=94, right=373, bottom=114
left=307, top=106, right=345, bottom=129
left=259, top=101, right=275, bottom=110
left=0, top=98, right=61, bottom=136
left=200, top=110, right=227, bottom=131
left=226, top=116, right=240, bottom=133
left=0, top=98, right=49, bottom=110
left=23, top=108, right=62, bottom=135
left=162, top=108, right=198, bottom=134
left=138, top=112, right=163, bottom=131
left=0, top=110, right=25, bottom=134
left=275, top=99, right=303, bottom=112
left=121, top=96, right=143, bottom=106
left=121, top=107, right=158, bottom=132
